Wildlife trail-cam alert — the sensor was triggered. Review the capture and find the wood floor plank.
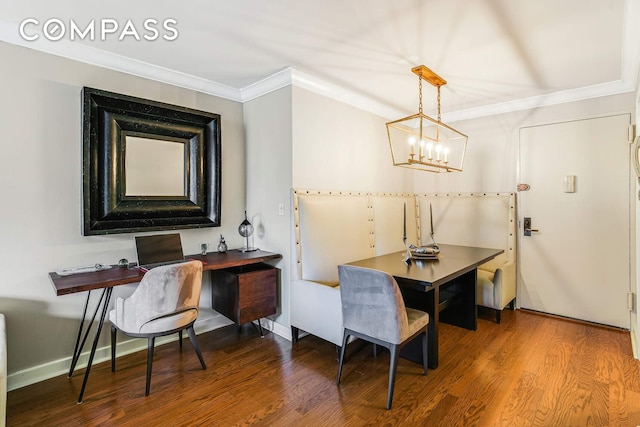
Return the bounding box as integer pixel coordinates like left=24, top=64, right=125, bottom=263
left=7, top=311, right=640, bottom=426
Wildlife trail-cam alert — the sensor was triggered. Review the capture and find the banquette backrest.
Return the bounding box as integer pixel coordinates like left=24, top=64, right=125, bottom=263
left=369, top=193, right=418, bottom=256
left=415, top=192, right=516, bottom=270
left=293, top=190, right=420, bottom=283
left=293, top=190, right=373, bottom=285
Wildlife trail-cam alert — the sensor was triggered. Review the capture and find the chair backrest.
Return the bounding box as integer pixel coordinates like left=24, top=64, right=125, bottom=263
left=124, top=260, right=203, bottom=332
left=338, top=265, right=409, bottom=345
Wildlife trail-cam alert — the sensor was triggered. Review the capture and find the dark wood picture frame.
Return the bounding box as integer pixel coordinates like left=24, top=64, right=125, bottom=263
left=82, top=87, right=221, bottom=235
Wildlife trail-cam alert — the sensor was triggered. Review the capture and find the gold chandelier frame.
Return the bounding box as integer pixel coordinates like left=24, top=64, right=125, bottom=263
left=386, top=65, right=468, bottom=173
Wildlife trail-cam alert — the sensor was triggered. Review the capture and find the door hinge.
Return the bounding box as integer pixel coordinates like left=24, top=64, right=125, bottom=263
left=628, top=292, right=635, bottom=311
left=629, top=124, right=635, bottom=143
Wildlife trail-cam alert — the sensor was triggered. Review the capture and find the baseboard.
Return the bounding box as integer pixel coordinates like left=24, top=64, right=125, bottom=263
left=631, top=329, right=639, bottom=360
left=254, top=317, right=292, bottom=341
left=7, top=309, right=232, bottom=391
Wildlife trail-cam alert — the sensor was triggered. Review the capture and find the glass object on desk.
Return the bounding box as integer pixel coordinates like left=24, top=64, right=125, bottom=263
left=238, top=211, right=257, bottom=252
left=217, top=235, right=227, bottom=253
left=200, top=243, right=208, bottom=256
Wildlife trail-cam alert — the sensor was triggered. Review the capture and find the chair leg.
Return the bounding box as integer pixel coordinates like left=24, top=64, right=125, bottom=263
left=145, top=337, right=155, bottom=396
left=387, top=345, right=400, bottom=410
left=421, top=331, right=428, bottom=375
left=496, top=309, right=502, bottom=324
left=179, top=330, right=183, bottom=349
left=336, top=331, right=349, bottom=385
left=110, top=326, right=117, bottom=372
left=291, top=326, right=299, bottom=343
left=186, top=325, right=206, bottom=370
left=373, top=343, right=378, bottom=357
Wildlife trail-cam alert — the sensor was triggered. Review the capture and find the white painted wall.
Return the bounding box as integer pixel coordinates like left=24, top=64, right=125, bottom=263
left=291, top=87, right=414, bottom=192
left=414, top=93, right=636, bottom=194
left=0, top=42, right=248, bottom=388
left=243, top=86, right=414, bottom=337
left=244, top=87, right=293, bottom=334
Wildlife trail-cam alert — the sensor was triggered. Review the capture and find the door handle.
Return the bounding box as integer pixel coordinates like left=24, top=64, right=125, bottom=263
left=523, top=217, right=539, bottom=236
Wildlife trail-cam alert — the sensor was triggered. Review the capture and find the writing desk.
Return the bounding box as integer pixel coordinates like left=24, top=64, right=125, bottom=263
left=346, top=244, right=502, bottom=369
left=49, top=250, right=282, bottom=403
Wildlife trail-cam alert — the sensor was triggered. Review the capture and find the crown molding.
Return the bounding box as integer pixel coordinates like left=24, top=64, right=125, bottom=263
left=443, top=79, right=635, bottom=123
left=238, top=67, right=401, bottom=119
left=444, top=1, right=639, bottom=123
left=0, top=19, right=242, bottom=102
left=239, top=67, right=293, bottom=102
left=289, top=68, right=403, bottom=119
left=1, top=6, right=638, bottom=123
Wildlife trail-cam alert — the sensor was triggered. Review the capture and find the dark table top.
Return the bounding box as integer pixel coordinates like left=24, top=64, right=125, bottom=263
left=49, top=249, right=282, bottom=296
left=346, top=244, right=503, bottom=287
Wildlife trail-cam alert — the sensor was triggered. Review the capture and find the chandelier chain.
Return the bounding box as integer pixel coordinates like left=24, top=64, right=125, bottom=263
left=437, top=86, right=441, bottom=122
left=418, top=75, right=423, bottom=115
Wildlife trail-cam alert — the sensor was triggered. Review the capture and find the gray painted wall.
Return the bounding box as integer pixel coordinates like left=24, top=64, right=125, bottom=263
left=0, top=41, right=248, bottom=388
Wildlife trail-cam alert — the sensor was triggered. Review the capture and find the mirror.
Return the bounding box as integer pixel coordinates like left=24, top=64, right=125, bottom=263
left=125, top=136, right=186, bottom=197
left=82, top=87, right=221, bottom=235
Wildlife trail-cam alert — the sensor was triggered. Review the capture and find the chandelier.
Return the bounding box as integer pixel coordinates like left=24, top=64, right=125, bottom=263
left=386, top=65, right=468, bottom=172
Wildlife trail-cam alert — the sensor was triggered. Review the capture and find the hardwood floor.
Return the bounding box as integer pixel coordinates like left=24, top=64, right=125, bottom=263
left=7, top=309, right=640, bottom=426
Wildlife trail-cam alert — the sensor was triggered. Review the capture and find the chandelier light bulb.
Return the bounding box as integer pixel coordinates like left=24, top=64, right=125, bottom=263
left=435, top=144, right=442, bottom=161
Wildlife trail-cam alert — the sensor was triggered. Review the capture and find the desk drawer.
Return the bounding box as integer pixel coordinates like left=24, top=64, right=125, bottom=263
left=212, top=264, right=277, bottom=325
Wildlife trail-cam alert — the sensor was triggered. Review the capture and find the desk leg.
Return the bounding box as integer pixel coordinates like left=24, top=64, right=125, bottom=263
left=77, top=287, right=113, bottom=403
left=68, top=289, right=108, bottom=377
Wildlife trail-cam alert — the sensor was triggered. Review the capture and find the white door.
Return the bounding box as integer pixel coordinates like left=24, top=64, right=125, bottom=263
left=518, top=114, right=631, bottom=329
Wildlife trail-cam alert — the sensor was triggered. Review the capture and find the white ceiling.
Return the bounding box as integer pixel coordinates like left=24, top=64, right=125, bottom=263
left=1, top=0, right=639, bottom=121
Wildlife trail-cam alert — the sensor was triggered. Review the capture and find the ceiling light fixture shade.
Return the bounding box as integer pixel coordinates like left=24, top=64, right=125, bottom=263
left=386, top=65, right=468, bottom=173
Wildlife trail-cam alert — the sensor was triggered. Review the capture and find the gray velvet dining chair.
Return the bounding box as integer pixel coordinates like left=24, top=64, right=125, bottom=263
left=108, top=260, right=206, bottom=396
left=336, top=264, right=429, bottom=409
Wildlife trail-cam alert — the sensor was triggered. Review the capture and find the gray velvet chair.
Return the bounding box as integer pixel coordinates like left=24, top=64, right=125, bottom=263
left=336, top=265, right=429, bottom=409
left=109, top=260, right=206, bottom=396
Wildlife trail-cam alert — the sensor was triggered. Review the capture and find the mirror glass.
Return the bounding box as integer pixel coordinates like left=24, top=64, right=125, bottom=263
left=125, top=136, right=185, bottom=196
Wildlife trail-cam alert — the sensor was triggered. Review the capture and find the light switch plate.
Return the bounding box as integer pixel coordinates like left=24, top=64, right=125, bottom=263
left=564, top=175, right=576, bottom=193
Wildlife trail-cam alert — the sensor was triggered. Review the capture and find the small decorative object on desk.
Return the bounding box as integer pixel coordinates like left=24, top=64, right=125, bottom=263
left=117, top=258, right=129, bottom=268
left=217, top=235, right=227, bottom=253
left=409, top=244, right=440, bottom=259
left=200, top=243, right=208, bottom=256
left=56, top=263, right=112, bottom=276
left=238, top=210, right=257, bottom=252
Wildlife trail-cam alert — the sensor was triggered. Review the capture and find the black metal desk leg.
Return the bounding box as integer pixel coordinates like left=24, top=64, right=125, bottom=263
left=77, top=287, right=113, bottom=403
left=250, top=319, right=265, bottom=338
left=69, top=289, right=107, bottom=377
